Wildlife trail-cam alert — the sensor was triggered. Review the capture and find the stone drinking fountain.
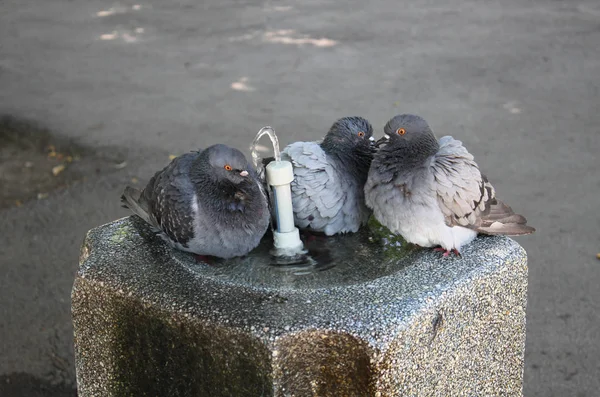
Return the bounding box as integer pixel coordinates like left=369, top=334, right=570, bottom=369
left=72, top=127, right=528, bottom=396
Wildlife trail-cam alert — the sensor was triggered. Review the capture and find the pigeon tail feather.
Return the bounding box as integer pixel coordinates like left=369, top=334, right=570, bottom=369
left=475, top=199, right=535, bottom=236
left=120, top=186, right=154, bottom=227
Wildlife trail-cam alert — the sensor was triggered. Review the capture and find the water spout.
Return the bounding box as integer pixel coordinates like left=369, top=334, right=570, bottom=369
left=251, top=126, right=305, bottom=258
left=251, top=126, right=280, bottom=169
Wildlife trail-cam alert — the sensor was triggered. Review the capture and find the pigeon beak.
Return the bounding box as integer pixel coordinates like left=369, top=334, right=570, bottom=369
left=374, top=135, right=390, bottom=148
left=239, top=170, right=249, bottom=177
left=368, top=136, right=376, bottom=146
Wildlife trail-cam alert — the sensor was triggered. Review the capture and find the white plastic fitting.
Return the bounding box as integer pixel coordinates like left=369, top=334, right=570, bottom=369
left=266, top=160, right=304, bottom=254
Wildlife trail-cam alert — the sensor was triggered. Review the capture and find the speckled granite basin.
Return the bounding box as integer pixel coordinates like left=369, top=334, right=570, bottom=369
left=72, top=215, right=527, bottom=396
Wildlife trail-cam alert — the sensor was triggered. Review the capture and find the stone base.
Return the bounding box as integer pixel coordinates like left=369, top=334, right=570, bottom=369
left=72, top=216, right=527, bottom=396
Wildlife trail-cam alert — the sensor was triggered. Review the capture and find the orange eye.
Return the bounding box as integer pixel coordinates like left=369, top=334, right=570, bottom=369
left=357, top=131, right=365, bottom=137
left=224, top=164, right=232, bottom=171
left=397, top=128, right=406, bottom=135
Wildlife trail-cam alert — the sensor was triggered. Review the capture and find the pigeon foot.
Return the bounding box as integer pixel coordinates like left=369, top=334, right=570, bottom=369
left=194, top=254, right=216, bottom=265
left=433, top=247, right=461, bottom=258
left=301, top=230, right=327, bottom=243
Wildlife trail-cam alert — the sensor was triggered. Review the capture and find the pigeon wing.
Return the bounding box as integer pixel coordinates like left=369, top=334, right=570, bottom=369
left=282, top=142, right=346, bottom=231
left=141, top=152, right=198, bottom=247
left=431, top=136, right=534, bottom=235
left=430, top=136, right=496, bottom=228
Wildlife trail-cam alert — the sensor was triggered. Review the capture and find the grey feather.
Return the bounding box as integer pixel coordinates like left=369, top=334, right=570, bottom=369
left=430, top=138, right=534, bottom=235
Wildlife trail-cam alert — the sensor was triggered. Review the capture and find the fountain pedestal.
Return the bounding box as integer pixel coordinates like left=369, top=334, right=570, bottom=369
left=72, top=216, right=527, bottom=397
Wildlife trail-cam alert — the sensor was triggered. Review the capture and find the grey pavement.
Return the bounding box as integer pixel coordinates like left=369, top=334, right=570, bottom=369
left=1, top=0, right=599, bottom=395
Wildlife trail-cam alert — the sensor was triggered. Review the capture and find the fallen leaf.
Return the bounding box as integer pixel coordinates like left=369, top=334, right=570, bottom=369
left=52, top=164, right=66, bottom=176
left=597, top=253, right=600, bottom=260
left=15, top=200, right=22, bottom=207
left=131, top=177, right=139, bottom=184
left=169, top=154, right=177, bottom=160
left=66, top=156, right=73, bottom=163
left=47, top=145, right=57, bottom=158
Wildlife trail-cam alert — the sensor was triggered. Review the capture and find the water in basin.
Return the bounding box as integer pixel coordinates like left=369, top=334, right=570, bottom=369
left=173, top=220, right=417, bottom=290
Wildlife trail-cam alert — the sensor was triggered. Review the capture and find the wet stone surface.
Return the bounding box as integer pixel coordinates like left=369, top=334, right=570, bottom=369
left=73, top=216, right=528, bottom=396
left=173, top=227, right=416, bottom=290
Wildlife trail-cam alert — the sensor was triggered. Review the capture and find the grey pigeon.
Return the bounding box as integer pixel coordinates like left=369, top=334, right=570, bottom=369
left=121, top=144, right=270, bottom=259
left=279, top=117, right=376, bottom=236
left=365, top=114, right=535, bottom=256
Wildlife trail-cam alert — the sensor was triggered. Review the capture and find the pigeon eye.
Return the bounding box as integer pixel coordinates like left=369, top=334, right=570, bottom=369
left=224, top=164, right=232, bottom=171
left=357, top=131, right=365, bottom=137
left=397, top=128, right=406, bottom=135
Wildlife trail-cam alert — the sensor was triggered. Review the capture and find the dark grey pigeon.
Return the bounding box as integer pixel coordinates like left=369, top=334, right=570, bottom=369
left=279, top=117, right=375, bottom=236
left=121, top=144, right=270, bottom=259
left=365, top=114, right=535, bottom=256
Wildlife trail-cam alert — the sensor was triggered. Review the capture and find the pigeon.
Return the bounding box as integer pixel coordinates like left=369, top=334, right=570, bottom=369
left=121, top=144, right=270, bottom=259
left=365, top=114, right=535, bottom=256
left=275, top=116, right=376, bottom=236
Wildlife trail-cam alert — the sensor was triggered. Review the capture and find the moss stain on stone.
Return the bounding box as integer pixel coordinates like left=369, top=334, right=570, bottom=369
left=110, top=295, right=273, bottom=397
left=366, top=216, right=417, bottom=260
left=109, top=224, right=135, bottom=244
left=274, top=330, right=375, bottom=397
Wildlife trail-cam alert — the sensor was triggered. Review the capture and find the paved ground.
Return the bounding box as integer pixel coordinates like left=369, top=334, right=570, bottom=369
left=1, top=0, right=599, bottom=395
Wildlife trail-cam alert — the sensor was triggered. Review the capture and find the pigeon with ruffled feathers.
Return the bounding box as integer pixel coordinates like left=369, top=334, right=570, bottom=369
left=365, top=114, right=534, bottom=256
left=274, top=117, right=376, bottom=236
left=121, top=144, right=270, bottom=259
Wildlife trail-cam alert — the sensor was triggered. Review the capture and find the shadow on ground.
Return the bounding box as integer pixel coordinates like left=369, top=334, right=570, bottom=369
left=0, top=373, right=77, bottom=397
left=0, top=116, right=140, bottom=396
left=0, top=116, right=126, bottom=209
